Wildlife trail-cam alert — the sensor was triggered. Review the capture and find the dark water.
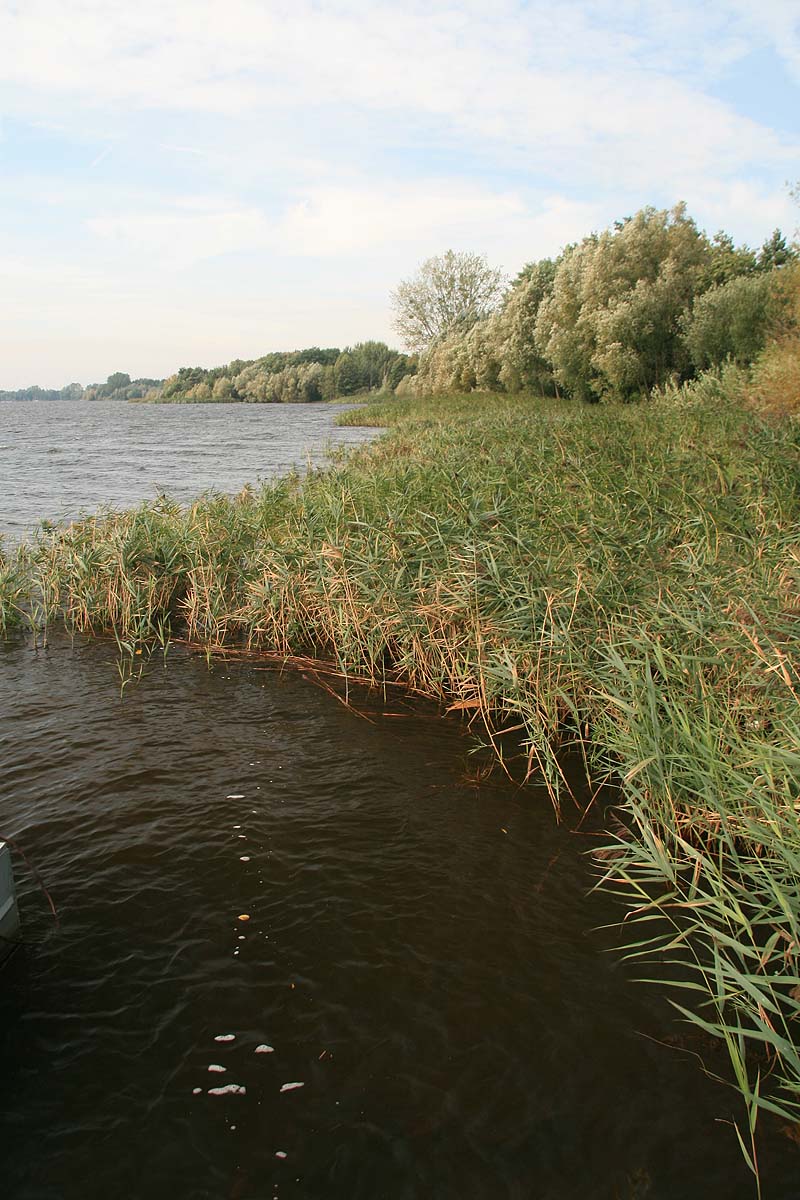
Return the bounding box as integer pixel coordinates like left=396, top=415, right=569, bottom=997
left=1, top=401, right=798, bottom=1197
left=0, top=401, right=374, bottom=541
left=1, top=637, right=798, bottom=1200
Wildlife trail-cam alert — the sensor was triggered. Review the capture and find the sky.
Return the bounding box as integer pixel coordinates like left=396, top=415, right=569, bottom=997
left=1, top=0, right=799, bottom=388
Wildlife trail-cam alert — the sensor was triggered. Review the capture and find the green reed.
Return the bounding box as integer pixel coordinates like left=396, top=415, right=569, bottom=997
left=0, top=539, right=29, bottom=630
left=2, top=388, right=799, bottom=1178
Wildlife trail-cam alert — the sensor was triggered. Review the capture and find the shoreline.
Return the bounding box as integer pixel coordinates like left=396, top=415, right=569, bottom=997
left=2, top=387, right=799, bottom=1175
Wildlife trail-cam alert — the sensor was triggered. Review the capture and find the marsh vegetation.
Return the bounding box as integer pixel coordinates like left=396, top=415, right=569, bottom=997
left=2, top=375, right=799, bottom=1185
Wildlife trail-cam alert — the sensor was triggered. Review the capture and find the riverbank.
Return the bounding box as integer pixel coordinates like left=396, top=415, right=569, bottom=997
left=2, top=387, right=799, bottom=1173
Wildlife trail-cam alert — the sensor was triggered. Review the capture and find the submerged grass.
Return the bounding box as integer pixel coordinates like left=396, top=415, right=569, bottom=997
left=3, top=389, right=800, bottom=1172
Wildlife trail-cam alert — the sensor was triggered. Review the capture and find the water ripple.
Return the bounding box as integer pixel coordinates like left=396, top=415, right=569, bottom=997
left=1, top=637, right=798, bottom=1198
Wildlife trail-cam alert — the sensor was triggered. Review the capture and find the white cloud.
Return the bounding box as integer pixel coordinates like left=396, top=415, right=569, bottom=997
left=86, top=201, right=273, bottom=269
left=681, top=179, right=799, bottom=245
left=725, top=0, right=800, bottom=80
left=0, top=0, right=796, bottom=185
left=78, top=180, right=602, bottom=271
left=275, top=182, right=526, bottom=256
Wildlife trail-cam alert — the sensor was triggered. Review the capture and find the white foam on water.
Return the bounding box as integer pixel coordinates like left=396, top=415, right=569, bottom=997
left=214, top=1034, right=236, bottom=1042
left=279, top=1082, right=304, bottom=1093
left=255, top=1044, right=274, bottom=1054
left=208, top=1084, right=246, bottom=1096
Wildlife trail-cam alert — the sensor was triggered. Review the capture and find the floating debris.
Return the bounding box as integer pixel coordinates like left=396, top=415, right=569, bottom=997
left=227, top=794, right=245, bottom=800
left=208, top=1084, right=246, bottom=1096
left=238, top=914, right=250, bottom=922
left=279, top=1082, right=304, bottom=1093
left=192, top=1088, right=202, bottom=1095
left=240, top=856, right=250, bottom=862
left=275, top=1151, right=287, bottom=1160
left=255, top=1045, right=274, bottom=1054
left=208, top=1064, right=227, bottom=1073
left=214, top=1034, right=235, bottom=1042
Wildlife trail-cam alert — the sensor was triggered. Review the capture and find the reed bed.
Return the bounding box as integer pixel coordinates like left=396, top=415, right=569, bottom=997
left=3, top=389, right=799, bottom=1174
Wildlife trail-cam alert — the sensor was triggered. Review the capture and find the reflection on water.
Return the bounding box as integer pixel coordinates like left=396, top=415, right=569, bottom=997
left=1, top=636, right=797, bottom=1198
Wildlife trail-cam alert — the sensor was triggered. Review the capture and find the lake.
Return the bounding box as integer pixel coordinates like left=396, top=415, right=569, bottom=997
left=0, top=400, right=375, bottom=541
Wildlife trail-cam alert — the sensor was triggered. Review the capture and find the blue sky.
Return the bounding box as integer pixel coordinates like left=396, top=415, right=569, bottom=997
left=1, top=0, right=798, bottom=388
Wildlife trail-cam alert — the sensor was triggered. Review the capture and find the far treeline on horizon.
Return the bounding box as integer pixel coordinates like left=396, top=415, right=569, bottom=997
left=2, top=200, right=798, bottom=411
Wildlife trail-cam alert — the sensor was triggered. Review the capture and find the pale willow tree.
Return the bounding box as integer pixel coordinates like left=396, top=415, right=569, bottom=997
left=417, top=318, right=503, bottom=393
left=536, top=204, right=711, bottom=400
left=234, top=361, right=328, bottom=403
left=414, top=257, right=560, bottom=397
left=390, top=249, right=505, bottom=352
left=494, top=258, right=559, bottom=394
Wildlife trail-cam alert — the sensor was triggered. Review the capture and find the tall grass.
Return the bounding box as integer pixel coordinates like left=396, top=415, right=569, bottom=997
left=2, top=389, right=799, bottom=1175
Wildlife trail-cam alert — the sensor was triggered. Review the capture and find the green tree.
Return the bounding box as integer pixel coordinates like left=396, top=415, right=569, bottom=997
left=699, top=231, right=757, bottom=289
left=106, top=372, right=131, bottom=391
left=348, top=341, right=391, bottom=390
left=681, top=272, right=778, bottom=370
left=757, top=229, right=796, bottom=271
left=333, top=351, right=361, bottom=396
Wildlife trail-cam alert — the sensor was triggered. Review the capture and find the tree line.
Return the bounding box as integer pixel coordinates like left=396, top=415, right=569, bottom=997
left=394, top=205, right=797, bottom=403
left=1, top=345, right=416, bottom=405
left=0, top=374, right=161, bottom=403
left=0, top=382, right=83, bottom=402
left=153, top=342, right=415, bottom=404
